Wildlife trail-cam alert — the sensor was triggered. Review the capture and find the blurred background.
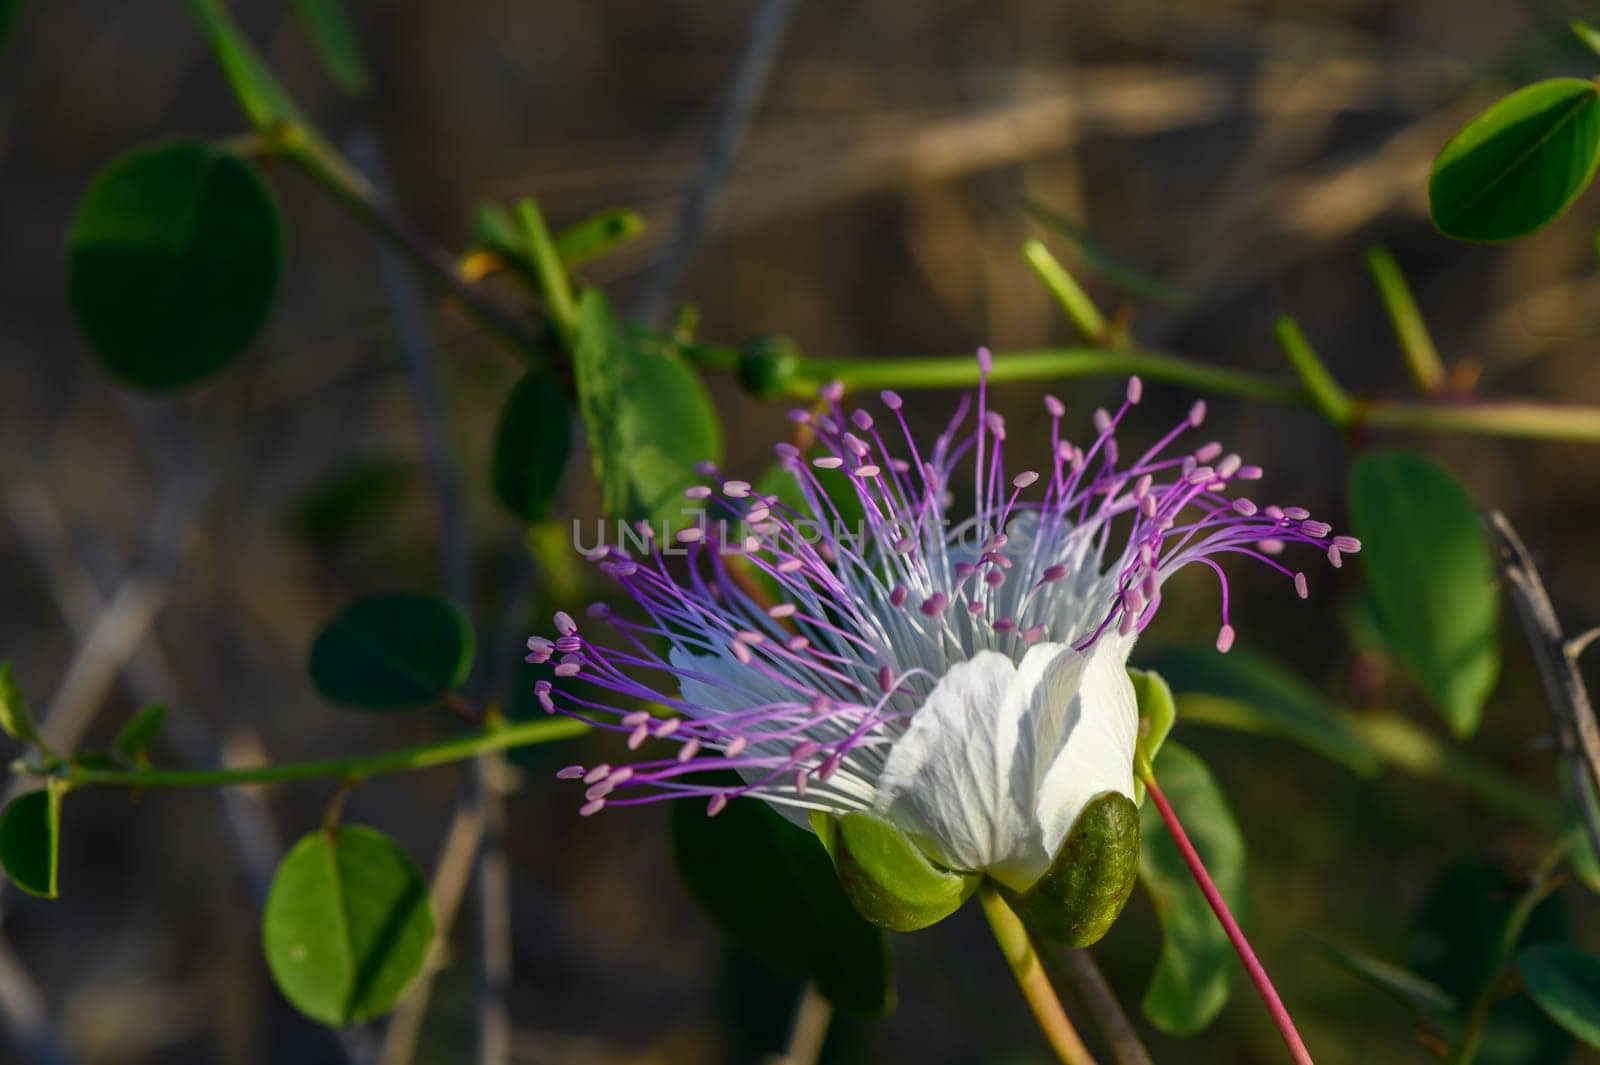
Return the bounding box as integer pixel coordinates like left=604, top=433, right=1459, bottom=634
left=4, top=1, right=1600, bottom=1062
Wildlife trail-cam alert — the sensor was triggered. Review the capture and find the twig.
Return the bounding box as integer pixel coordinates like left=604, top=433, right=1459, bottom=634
left=632, top=0, right=797, bottom=325
left=349, top=130, right=512, bottom=1065
left=780, top=983, right=833, bottom=1065
left=1485, top=511, right=1600, bottom=862
left=0, top=935, right=72, bottom=1065
left=1050, top=950, right=1153, bottom=1065
left=976, top=884, right=1099, bottom=1065
left=5, top=484, right=284, bottom=903
left=378, top=801, right=485, bottom=1065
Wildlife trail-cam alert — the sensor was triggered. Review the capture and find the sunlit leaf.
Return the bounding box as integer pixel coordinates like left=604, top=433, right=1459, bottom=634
left=0, top=661, right=42, bottom=746
left=68, top=140, right=282, bottom=390
left=555, top=207, right=645, bottom=267
left=1138, top=742, right=1244, bottom=1035
left=1348, top=452, right=1499, bottom=737
left=1429, top=78, right=1600, bottom=242
left=1518, top=945, right=1600, bottom=1048
left=290, top=0, right=371, bottom=96
left=672, top=797, right=892, bottom=1014
left=491, top=371, right=571, bottom=523
left=308, top=593, right=474, bottom=710
left=262, top=825, right=434, bottom=1025
left=572, top=289, right=720, bottom=528
left=181, top=0, right=309, bottom=130
left=1142, top=646, right=1380, bottom=775
left=1130, top=667, right=1175, bottom=801
left=0, top=786, right=62, bottom=899
left=1023, top=198, right=1188, bottom=308
left=112, top=704, right=168, bottom=764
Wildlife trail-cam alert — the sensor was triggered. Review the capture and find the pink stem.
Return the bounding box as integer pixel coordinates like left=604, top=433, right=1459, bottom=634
left=1144, top=776, right=1315, bottom=1065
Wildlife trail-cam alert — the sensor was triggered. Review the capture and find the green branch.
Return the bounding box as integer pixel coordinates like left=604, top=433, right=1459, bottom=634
left=46, top=717, right=587, bottom=791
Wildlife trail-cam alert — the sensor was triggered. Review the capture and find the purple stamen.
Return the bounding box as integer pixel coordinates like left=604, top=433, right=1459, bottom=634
left=532, top=357, right=1353, bottom=819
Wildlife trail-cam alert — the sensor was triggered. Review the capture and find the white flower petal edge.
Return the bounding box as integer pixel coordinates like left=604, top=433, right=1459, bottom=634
left=873, top=635, right=1137, bottom=893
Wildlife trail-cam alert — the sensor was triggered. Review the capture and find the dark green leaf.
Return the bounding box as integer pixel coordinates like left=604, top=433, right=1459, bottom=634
left=289, top=0, right=370, bottom=96
left=292, top=460, right=416, bottom=551
left=1142, top=646, right=1380, bottom=775
left=573, top=289, right=721, bottom=527
left=112, top=704, right=168, bottom=764
left=262, top=825, right=434, bottom=1025
left=0, top=661, right=42, bottom=746
left=1138, top=742, right=1245, bottom=1035
left=0, top=787, right=61, bottom=899
left=1348, top=452, right=1499, bottom=737
left=308, top=593, right=474, bottom=710
left=1429, top=78, right=1600, bottom=242
left=491, top=371, right=571, bottom=522
left=672, top=797, right=892, bottom=1014
left=1311, top=939, right=1458, bottom=1017
left=1518, top=945, right=1600, bottom=1048
left=1411, top=860, right=1570, bottom=1065
left=0, top=0, right=22, bottom=52
left=68, top=140, right=282, bottom=390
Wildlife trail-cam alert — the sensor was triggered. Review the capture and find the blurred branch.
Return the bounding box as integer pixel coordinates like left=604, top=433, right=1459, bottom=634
left=633, top=0, right=797, bottom=325
left=0, top=936, right=72, bottom=1065
left=349, top=131, right=511, bottom=1065
left=1485, top=511, right=1600, bottom=862
left=1047, top=950, right=1153, bottom=1065
left=778, top=983, right=833, bottom=1065
left=379, top=801, right=485, bottom=1065
left=683, top=342, right=1600, bottom=444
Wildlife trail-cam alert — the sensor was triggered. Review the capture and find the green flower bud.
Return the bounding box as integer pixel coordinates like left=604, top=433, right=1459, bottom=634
left=738, top=334, right=801, bottom=399
left=1004, top=790, right=1140, bottom=946
left=814, top=812, right=980, bottom=931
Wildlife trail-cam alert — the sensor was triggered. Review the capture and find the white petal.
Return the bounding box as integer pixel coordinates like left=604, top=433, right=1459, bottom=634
left=1033, top=634, right=1138, bottom=864
left=874, top=649, right=1067, bottom=885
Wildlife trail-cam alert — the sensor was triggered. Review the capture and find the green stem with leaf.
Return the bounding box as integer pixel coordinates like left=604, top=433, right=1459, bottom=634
left=1446, top=836, right=1571, bottom=1065
left=38, top=716, right=586, bottom=791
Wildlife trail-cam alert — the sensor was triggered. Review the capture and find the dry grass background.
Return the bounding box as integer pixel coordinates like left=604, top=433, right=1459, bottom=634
left=3, top=1, right=1600, bottom=1062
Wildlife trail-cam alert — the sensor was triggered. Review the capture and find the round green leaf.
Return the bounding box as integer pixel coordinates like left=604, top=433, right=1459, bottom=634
left=0, top=787, right=61, bottom=899
left=68, top=139, right=283, bottom=390
left=1429, top=78, right=1600, bottom=242
left=672, top=797, right=892, bottom=1014
left=308, top=593, right=474, bottom=710
left=1519, top=945, right=1600, bottom=1048
left=491, top=371, right=571, bottom=522
left=1348, top=452, right=1499, bottom=738
left=262, top=825, right=434, bottom=1026
left=1138, top=743, right=1245, bottom=1036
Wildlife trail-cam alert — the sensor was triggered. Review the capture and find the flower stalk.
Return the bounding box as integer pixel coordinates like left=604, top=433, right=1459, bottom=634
left=977, top=883, right=1100, bottom=1065
left=1141, top=771, right=1314, bottom=1065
